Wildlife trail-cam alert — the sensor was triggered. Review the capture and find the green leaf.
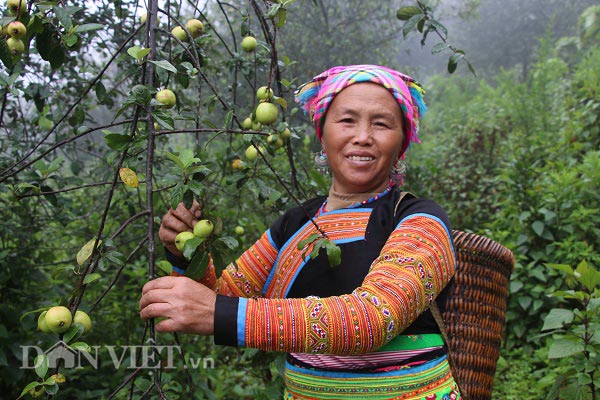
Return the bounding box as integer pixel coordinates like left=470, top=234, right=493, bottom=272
left=324, top=240, right=341, bottom=267
left=542, top=308, right=574, bottom=331
left=127, top=45, right=150, bottom=61
left=76, top=238, right=102, bottom=266
left=165, top=151, right=185, bottom=170
left=149, top=60, right=178, bottom=73
left=548, top=338, right=584, bottom=359
left=546, top=263, right=574, bottom=276
left=179, top=149, right=201, bottom=169
left=431, top=43, right=447, bottom=54
left=63, top=323, right=83, bottom=343
left=169, top=183, right=184, bottom=209
left=402, top=14, right=424, bottom=38
left=274, top=8, right=287, bottom=28
left=83, top=273, right=101, bottom=285
left=224, top=109, right=234, bottom=128
left=104, top=132, right=132, bottom=151
left=73, top=23, right=103, bottom=33
left=18, top=382, right=42, bottom=399
left=297, top=233, right=320, bottom=250
left=517, top=296, right=532, bottom=310
left=429, top=19, right=448, bottom=39
left=186, top=252, right=209, bottom=280
left=53, top=6, right=73, bottom=31
left=531, top=220, right=545, bottom=236
left=183, top=237, right=204, bottom=260
left=217, top=236, right=239, bottom=250
left=157, top=260, right=172, bottom=275
left=447, top=56, right=458, bottom=74
left=70, top=341, right=91, bottom=352
left=34, top=354, right=48, bottom=379
left=151, top=109, right=175, bottom=130
left=396, top=6, right=422, bottom=21
left=575, top=259, right=600, bottom=292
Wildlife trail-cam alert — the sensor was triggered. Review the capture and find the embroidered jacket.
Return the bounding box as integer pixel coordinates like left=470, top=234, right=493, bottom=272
left=172, top=188, right=455, bottom=358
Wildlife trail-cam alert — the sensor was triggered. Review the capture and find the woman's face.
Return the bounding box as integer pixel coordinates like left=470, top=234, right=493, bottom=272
left=321, top=83, right=404, bottom=194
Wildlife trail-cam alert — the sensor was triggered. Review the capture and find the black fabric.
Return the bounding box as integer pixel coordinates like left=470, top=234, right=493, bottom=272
left=165, top=249, right=189, bottom=271
left=213, top=295, right=239, bottom=346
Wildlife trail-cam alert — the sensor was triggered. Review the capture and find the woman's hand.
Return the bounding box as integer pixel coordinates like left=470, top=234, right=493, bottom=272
left=139, top=276, right=216, bottom=335
left=158, top=200, right=202, bottom=256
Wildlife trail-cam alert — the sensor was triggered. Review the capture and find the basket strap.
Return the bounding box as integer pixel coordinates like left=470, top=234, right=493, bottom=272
left=430, top=300, right=469, bottom=400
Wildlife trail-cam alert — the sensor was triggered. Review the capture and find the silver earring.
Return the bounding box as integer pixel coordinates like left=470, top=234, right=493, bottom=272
left=314, top=150, right=330, bottom=174
left=391, top=159, right=406, bottom=185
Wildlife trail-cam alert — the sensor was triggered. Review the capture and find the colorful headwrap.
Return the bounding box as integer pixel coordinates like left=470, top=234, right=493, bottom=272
left=294, top=64, right=427, bottom=157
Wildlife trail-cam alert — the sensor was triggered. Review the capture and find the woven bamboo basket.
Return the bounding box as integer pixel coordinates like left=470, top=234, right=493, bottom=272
left=446, top=230, right=515, bottom=400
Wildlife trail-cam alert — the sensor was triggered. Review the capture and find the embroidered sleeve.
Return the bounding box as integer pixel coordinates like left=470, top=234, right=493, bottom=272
left=237, top=214, right=455, bottom=354
left=173, top=230, right=279, bottom=298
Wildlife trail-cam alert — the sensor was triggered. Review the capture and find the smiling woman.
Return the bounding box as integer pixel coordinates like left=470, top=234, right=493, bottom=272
left=142, top=65, right=461, bottom=399
left=321, top=83, right=405, bottom=194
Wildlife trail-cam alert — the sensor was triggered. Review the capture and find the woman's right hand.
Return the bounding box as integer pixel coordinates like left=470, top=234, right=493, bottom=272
left=158, top=200, right=202, bottom=256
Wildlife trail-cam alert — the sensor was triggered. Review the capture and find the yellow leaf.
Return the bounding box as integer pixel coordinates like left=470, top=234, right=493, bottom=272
left=119, top=168, right=139, bottom=188
left=77, top=239, right=102, bottom=266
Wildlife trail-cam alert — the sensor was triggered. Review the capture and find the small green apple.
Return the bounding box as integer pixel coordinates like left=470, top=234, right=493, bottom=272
left=280, top=127, right=291, bottom=140
left=186, top=19, right=204, bottom=38
left=245, top=145, right=259, bottom=162
left=45, top=306, right=72, bottom=334
left=140, top=13, right=161, bottom=25
left=7, top=21, right=26, bottom=38
left=175, top=231, right=195, bottom=252
left=256, top=86, right=274, bottom=101
left=255, top=102, right=278, bottom=125
left=73, top=310, right=92, bottom=334
left=234, top=226, right=245, bottom=235
left=193, top=219, right=214, bottom=238
left=37, top=311, right=51, bottom=333
left=155, top=89, right=176, bottom=108
left=7, top=0, right=27, bottom=16
left=171, top=26, right=188, bottom=42
left=267, top=134, right=283, bottom=148
left=241, top=117, right=253, bottom=130
left=241, top=35, right=257, bottom=52
left=251, top=120, right=262, bottom=131
left=6, top=37, right=25, bottom=55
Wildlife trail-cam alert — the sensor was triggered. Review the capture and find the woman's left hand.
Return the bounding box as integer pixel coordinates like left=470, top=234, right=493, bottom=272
left=139, top=276, right=216, bottom=335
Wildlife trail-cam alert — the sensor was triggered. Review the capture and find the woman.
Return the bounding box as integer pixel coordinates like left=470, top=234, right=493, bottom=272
left=139, top=65, right=460, bottom=399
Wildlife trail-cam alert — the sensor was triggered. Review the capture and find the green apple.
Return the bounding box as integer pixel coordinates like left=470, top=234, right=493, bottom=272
left=73, top=310, right=92, bottom=334
left=140, top=13, right=161, bottom=25
left=171, top=26, right=188, bottom=42
left=255, top=102, right=278, bottom=125
left=193, top=219, right=214, bottom=238
left=186, top=19, right=204, bottom=38
left=175, top=231, right=195, bottom=252
left=45, top=306, right=73, bottom=334
left=155, top=89, right=176, bottom=108
left=7, top=0, right=27, bottom=16
left=7, top=21, right=26, bottom=38
left=251, top=120, right=262, bottom=131
left=267, top=134, right=283, bottom=148
left=256, top=86, right=274, bottom=101
left=6, top=37, right=25, bottom=55
left=245, top=145, right=259, bottom=162
left=234, top=226, right=245, bottom=235
left=280, top=127, right=291, bottom=140
left=37, top=311, right=51, bottom=333
left=241, top=117, right=252, bottom=130
left=241, top=35, right=257, bottom=52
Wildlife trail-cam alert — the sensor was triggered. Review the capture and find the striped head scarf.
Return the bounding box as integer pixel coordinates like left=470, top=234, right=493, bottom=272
left=294, top=65, right=427, bottom=158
